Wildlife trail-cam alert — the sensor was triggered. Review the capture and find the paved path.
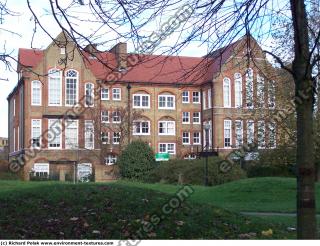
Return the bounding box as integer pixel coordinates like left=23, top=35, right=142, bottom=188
left=241, top=212, right=320, bottom=217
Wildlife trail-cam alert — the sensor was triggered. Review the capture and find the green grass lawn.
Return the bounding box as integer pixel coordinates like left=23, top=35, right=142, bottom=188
left=116, top=177, right=320, bottom=213
left=0, top=179, right=296, bottom=239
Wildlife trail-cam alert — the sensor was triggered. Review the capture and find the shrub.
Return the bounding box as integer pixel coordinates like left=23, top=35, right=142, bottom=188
left=246, top=146, right=297, bottom=178
left=118, top=141, right=156, bottom=180
left=144, top=157, right=246, bottom=186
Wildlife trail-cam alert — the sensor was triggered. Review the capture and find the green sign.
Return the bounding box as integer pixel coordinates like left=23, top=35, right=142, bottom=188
left=155, top=153, right=170, bottom=161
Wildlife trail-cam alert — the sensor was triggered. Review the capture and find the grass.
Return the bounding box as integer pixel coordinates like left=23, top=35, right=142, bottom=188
left=116, top=177, right=320, bottom=213
left=0, top=180, right=296, bottom=239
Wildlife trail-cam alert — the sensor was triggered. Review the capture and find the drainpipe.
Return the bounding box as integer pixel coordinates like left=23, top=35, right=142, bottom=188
left=127, top=83, right=131, bottom=144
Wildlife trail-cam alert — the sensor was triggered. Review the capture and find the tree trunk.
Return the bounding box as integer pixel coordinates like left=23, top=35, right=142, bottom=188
left=290, top=0, right=317, bottom=239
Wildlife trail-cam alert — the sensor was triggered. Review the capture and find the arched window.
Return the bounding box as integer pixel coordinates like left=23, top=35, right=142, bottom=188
left=85, top=83, right=94, bottom=107
left=234, top=73, right=242, bottom=108
left=223, top=77, right=231, bottom=107
left=48, top=69, right=62, bottom=106
left=245, top=68, right=254, bottom=108
left=31, top=80, right=41, bottom=106
left=65, top=70, right=78, bottom=106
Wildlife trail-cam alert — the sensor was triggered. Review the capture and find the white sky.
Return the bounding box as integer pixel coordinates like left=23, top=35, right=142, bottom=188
left=0, top=0, right=282, bottom=138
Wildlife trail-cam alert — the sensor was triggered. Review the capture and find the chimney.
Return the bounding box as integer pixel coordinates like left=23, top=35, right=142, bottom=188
left=84, top=44, right=98, bottom=54
left=109, top=42, right=127, bottom=70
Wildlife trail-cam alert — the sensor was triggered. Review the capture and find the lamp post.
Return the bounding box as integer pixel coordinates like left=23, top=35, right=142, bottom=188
left=204, top=122, right=210, bottom=186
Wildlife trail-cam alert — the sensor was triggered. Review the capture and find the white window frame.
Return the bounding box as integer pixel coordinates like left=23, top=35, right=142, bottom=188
left=48, top=119, right=62, bottom=149
left=158, top=95, right=175, bottom=110
left=133, top=94, right=150, bottom=109
left=65, top=120, right=78, bottom=149
left=158, top=121, right=175, bottom=135
left=193, top=132, right=201, bottom=145
left=182, top=91, right=189, bottom=103
left=268, top=122, right=276, bottom=148
left=235, top=120, right=243, bottom=147
left=105, top=154, right=117, bottom=165
left=247, top=120, right=255, bottom=145
left=234, top=73, right=242, bottom=108
left=85, top=120, right=94, bottom=150
left=112, top=111, right=121, bottom=123
left=182, top=132, right=190, bottom=145
left=113, top=132, right=121, bottom=144
left=112, top=88, right=121, bottom=101
left=268, top=80, right=276, bottom=108
left=133, top=121, right=150, bottom=135
left=182, top=112, right=190, bottom=124
left=101, top=88, right=109, bottom=100
left=192, top=91, right=200, bottom=103
left=192, top=112, right=201, bottom=124
left=224, top=119, right=232, bottom=148
left=17, top=126, right=19, bottom=151
left=31, top=80, right=42, bottom=106
left=101, top=111, right=109, bottom=123
left=158, top=143, right=176, bottom=155
left=33, top=163, right=49, bottom=177
left=85, top=82, right=94, bottom=107
left=65, top=70, right=79, bottom=106
left=258, top=120, right=266, bottom=149
left=246, top=68, right=254, bottom=108
left=257, top=74, right=265, bottom=108
left=223, top=77, right=231, bottom=108
left=101, top=132, right=110, bottom=144
left=48, top=69, right=62, bottom=106
left=31, top=119, right=41, bottom=149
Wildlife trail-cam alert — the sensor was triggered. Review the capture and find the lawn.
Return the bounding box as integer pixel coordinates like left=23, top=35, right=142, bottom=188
left=0, top=179, right=296, bottom=239
left=116, top=177, right=320, bottom=213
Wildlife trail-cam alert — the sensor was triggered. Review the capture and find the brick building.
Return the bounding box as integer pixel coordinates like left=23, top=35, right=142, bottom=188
left=7, top=32, right=279, bottom=181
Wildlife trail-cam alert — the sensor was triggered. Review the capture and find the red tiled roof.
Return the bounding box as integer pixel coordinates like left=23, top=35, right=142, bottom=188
left=18, top=38, right=242, bottom=85
left=18, top=48, right=43, bottom=71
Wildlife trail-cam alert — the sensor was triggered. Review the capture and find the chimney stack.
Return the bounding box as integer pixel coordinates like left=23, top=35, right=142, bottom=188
left=109, top=42, right=127, bottom=70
